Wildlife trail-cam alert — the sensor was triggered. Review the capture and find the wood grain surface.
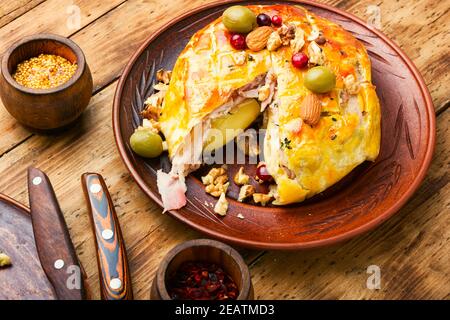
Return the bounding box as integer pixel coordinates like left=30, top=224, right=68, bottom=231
left=0, top=0, right=448, bottom=300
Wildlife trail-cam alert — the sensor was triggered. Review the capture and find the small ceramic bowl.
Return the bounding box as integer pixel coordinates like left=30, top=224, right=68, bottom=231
left=0, top=33, right=93, bottom=130
left=151, top=239, right=254, bottom=300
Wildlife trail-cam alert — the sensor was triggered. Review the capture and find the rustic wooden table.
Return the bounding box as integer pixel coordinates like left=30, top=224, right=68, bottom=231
left=0, top=0, right=448, bottom=300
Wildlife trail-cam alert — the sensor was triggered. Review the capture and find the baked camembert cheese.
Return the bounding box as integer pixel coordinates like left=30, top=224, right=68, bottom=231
left=133, top=4, right=381, bottom=211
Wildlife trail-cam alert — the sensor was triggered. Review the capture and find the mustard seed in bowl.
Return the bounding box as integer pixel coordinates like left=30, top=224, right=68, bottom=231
left=13, top=54, right=77, bottom=89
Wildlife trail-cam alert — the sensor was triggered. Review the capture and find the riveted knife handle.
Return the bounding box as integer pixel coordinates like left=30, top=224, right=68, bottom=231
left=28, top=167, right=86, bottom=300
left=81, top=173, right=133, bottom=300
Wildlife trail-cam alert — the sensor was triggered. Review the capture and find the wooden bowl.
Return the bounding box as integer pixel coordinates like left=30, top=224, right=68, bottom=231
left=150, top=239, right=254, bottom=300
left=0, top=34, right=93, bottom=130
left=113, top=0, right=435, bottom=249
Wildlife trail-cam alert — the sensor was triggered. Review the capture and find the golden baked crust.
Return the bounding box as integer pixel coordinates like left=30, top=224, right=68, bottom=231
left=159, top=4, right=381, bottom=205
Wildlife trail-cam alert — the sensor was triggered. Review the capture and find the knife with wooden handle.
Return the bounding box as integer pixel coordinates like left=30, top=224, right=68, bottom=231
left=81, top=173, right=133, bottom=300
left=27, top=167, right=86, bottom=300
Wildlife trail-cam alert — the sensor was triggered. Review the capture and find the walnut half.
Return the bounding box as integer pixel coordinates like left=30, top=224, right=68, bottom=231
left=238, top=184, right=255, bottom=202
left=214, top=193, right=229, bottom=216
left=156, top=69, right=172, bottom=84
left=343, top=74, right=360, bottom=95
left=290, top=27, right=305, bottom=54
left=141, top=118, right=161, bottom=134
left=234, top=167, right=250, bottom=186
left=202, top=167, right=229, bottom=197
left=253, top=193, right=273, bottom=206
left=307, top=41, right=325, bottom=65
left=278, top=24, right=296, bottom=46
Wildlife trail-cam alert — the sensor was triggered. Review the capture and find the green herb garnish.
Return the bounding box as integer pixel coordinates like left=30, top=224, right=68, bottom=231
left=281, top=138, right=292, bottom=149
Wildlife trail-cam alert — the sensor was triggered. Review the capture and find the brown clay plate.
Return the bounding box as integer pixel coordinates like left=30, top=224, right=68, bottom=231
left=0, top=194, right=56, bottom=299
left=113, top=0, right=435, bottom=250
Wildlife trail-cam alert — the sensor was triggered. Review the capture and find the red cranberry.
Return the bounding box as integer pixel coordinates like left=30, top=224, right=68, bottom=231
left=291, top=52, right=309, bottom=69
left=271, top=15, right=282, bottom=27
left=256, top=164, right=273, bottom=182
left=257, top=13, right=272, bottom=26
left=230, top=33, right=246, bottom=50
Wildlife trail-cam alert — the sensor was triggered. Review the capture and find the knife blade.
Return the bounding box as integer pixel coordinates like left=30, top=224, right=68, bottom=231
left=27, top=167, right=86, bottom=300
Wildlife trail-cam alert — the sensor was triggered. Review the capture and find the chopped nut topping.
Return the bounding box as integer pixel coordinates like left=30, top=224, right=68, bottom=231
left=267, top=31, right=282, bottom=51
left=234, top=52, right=248, bottom=66
left=144, top=92, right=164, bottom=106
left=343, top=74, right=360, bottom=95
left=141, top=103, right=162, bottom=121
left=278, top=24, right=296, bottom=46
left=307, top=41, right=325, bottom=65
left=142, top=69, right=172, bottom=120
left=307, top=25, right=321, bottom=41
left=0, top=252, right=11, bottom=267
left=142, top=89, right=166, bottom=120
left=285, top=117, right=303, bottom=134
left=234, top=167, right=250, bottom=186
left=290, top=28, right=305, bottom=53
left=141, top=118, right=161, bottom=134
left=258, top=85, right=270, bottom=102
left=238, top=184, right=256, bottom=202
left=253, top=193, right=273, bottom=206
left=202, top=167, right=226, bottom=184
left=205, top=182, right=229, bottom=198
left=202, top=167, right=229, bottom=197
left=153, top=83, right=169, bottom=92
left=214, top=192, right=228, bottom=216
left=156, top=69, right=172, bottom=84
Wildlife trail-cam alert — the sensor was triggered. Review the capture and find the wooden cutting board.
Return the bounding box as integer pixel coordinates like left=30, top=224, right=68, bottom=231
left=0, top=194, right=56, bottom=300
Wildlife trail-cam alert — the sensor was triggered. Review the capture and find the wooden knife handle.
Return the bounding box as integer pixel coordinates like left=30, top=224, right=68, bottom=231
left=28, top=167, right=86, bottom=300
left=81, top=173, right=133, bottom=300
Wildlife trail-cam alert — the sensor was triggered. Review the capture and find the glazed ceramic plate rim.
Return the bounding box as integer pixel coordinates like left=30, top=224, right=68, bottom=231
left=113, top=0, right=435, bottom=250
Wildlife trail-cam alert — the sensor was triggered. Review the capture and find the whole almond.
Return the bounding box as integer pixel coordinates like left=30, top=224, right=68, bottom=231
left=246, top=26, right=273, bottom=52
left=299, top=93, right=321, bottom=126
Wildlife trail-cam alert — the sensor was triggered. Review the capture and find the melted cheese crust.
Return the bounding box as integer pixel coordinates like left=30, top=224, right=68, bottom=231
left=159, top=5, right=381, bottom=205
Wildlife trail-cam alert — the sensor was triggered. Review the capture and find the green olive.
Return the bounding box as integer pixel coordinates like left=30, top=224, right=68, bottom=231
left=304, top=66, right=336, bottom=93
left=130, top=129, right=163, bottom=158
left=222, top=6, right=257, bottom=33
